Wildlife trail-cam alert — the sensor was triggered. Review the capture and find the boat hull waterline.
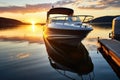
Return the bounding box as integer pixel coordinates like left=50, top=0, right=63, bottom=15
left=44, top=27, right=92, bottom=40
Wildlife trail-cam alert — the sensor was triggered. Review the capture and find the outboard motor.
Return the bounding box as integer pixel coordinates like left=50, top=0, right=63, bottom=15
left=109, top=16, right=120, bottom=41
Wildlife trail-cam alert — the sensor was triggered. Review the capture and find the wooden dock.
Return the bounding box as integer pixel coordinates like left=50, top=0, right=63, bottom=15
left=98, top=39, right=120, bottom=67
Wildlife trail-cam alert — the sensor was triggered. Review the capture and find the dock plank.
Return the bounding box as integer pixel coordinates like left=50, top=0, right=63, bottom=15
left=99, top=39, right=120, bottom=58
left=98, top=39, right=120, bottom=67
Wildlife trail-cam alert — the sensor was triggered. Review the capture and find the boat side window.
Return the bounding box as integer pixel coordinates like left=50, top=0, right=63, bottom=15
left=51, top=19, right=56, bottom=22
left=72, top=16, right=81, bottom=22
left=50, top=18, right=58, bottom=23
left=68, top=16, right=73, bottom=22
left=67, top=16, right=81, bottom=22
left=50, top=16, right=66, bottom=23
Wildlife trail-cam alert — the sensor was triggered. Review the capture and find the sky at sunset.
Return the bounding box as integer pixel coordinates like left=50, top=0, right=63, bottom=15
left=0, top=0, right=120, bottom=23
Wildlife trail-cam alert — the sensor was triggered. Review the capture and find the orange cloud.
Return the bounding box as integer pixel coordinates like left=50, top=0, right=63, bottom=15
left=0, top=0, right=120, bottom=14
left=74, top=0, right=120, bottom=9
left=0, top=3, right=52, bottom=13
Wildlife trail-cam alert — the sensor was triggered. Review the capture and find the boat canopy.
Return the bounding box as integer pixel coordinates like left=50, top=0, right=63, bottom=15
left=47, top=7, right=74, bottom=21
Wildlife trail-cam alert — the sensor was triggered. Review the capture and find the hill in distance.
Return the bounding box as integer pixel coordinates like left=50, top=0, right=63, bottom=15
left=90, top=15, right=120, bottom=27
left=0, top=17, right=25, bottom=25
left=0, top=17, right=45, bottom=27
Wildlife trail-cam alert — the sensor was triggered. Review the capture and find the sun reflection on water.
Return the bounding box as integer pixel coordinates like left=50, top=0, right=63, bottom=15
left=0, top=25, right=44, bottom=43
left=32, top=24, right=35, bottom=32
left=31, top=21, right=36, bottom=32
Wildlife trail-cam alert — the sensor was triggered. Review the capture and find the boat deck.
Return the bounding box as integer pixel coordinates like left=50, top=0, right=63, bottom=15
left=98, top=39, right=120, bottom=67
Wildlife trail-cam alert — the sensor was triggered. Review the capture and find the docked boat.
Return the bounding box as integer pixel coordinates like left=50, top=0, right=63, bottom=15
left=43, top=7, right=94, bottom=41
left=109, top=16, right=120, bottom=41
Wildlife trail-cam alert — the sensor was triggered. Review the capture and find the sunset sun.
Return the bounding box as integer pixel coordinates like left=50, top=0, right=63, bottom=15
left=31, top=21, right=36, bottom=25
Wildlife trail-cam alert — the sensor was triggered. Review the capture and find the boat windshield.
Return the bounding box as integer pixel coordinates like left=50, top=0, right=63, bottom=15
left=49, top=15, right=93, bottom=23
left=50, top=16, right=81, bottom=23
left=67, top=16, right=81, bottom=22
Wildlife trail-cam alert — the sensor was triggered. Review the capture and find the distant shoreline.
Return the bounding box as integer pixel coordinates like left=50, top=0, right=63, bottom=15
left=1, top=15, right=119, bottom=28
left=90, top=22, right=112, bottom=27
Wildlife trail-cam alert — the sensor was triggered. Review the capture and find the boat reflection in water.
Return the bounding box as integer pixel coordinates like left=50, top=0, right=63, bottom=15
left=44, top=36, right=94, bottom=80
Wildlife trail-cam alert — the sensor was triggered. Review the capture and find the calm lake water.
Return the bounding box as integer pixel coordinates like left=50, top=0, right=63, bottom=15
left=0, top=25, right=119, bottom=80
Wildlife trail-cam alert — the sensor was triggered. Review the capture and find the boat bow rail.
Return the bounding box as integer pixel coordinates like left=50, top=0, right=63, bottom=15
left=48, top=15, right=93, bottom=28
left=49, top=15, right=93, bottom=23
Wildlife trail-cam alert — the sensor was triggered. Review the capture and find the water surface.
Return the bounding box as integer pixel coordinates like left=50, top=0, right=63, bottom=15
left=0, top=25, right=119, bottom=80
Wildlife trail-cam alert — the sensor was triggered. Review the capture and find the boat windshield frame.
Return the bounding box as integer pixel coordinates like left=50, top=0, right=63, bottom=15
left=48, top=15, right=94, bottom=24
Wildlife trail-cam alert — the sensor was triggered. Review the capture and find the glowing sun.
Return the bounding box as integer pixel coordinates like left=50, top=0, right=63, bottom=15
left=31, top=21, right=36, bottom=25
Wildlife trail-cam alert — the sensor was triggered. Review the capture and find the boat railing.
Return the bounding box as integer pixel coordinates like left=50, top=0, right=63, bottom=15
left=49, top=15, right=94, bottom=24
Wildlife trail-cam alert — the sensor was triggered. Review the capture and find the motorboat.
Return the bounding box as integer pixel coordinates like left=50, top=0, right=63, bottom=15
left=43, top=7, right=94, bottom=41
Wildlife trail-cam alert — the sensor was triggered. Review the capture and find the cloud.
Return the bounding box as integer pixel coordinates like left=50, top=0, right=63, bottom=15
left=74, top=0, right=120, bottom=9
left=0, top=3, right=52, bottom=13
left=0, top=0, right=120, bottom=14
left=53, top=0, right=120, bottom=9
left=0, top=0, right=75, bottom=14
left=54, top=0, right=75, bottom=6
